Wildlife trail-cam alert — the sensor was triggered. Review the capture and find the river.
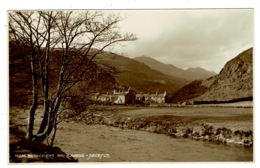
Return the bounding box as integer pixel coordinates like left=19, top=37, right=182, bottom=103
left=55, top=122, right=253, bottom=162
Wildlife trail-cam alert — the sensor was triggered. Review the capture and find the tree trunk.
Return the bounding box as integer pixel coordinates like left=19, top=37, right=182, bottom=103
left=26, top=61, right=38, bottom=140
left=50, top=116, right=58, bottom=147
left=26, top=99, right=37, bottom=140
left=34, top=96, right=61, bottom=142
left=37, top=101, right=49, bottom=134
left=38, top=22, right=51, bottom=135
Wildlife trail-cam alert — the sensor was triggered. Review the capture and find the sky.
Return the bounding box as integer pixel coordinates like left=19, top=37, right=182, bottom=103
left=109, top=9, right=253, bottom=73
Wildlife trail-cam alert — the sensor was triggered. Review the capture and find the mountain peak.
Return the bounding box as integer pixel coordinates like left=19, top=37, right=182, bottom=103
left=134, top=56, right=217, bottom=82
left=186, top=67, right=217, bottom=76
left=94, top=52, right=185, bottom=93
left=134, top=55, right=166, bottom=65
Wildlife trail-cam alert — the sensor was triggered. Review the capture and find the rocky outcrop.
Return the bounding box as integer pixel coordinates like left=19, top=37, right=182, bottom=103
left=64, top=110, right=253, bottom=147
left=172, top=48, right=253, bottom=103
left=196, top=48, right=253, bottom=102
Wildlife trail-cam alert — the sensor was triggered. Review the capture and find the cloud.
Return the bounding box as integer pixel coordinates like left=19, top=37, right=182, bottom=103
left=113, top=9, right=253, bottom=73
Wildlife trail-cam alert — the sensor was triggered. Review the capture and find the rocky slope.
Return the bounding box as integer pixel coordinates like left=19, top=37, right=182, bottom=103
left=134, top=56, right=216, bottom=82
left=172, top=48, right=253, bottom=102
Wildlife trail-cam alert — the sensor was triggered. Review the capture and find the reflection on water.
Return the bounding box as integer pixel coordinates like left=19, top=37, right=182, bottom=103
left=57, top=124, right=253, bottom=162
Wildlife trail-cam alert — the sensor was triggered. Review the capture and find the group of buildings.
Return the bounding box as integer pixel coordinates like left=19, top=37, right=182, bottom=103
left=87, top=88, right=167, bottom=105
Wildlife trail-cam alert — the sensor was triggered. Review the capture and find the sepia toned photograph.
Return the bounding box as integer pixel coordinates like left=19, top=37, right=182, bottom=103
left=8, top=9, right=253, bottom=163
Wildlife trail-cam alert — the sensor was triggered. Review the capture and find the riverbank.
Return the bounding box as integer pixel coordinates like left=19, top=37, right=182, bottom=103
left=9, top=124, right=78, bottom=163
left=63, top=105, right=253, bottom=147
left=9, top=107, right=78, bottom=163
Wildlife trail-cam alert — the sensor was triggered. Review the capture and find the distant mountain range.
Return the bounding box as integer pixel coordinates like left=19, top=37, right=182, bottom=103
left=10, top=40, right=252, bottom=105
left=133, top=56, right=217, bottom=82
left=172, top=48, right=253, bottom=103
left=93, top=52, right=185, bottom=94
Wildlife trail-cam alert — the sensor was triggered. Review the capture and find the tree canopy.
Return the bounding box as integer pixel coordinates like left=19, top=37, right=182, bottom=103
left=9, top=10, right=137, bottom=144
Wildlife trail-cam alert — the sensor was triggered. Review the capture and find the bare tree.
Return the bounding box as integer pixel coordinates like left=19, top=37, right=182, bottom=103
left=9, top=10, right=137, bottom=144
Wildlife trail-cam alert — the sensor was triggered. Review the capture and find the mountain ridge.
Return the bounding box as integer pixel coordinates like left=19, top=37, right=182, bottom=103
left=93, top=51, right=185, bottom=94
left=133, top=55, right=217, bottom=82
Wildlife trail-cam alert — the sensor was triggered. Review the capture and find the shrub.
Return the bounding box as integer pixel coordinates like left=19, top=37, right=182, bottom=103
left=67, top=96, right=90, bottom=115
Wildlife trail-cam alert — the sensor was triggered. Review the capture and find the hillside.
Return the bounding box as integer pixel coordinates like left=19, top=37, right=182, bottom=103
left=9, top=44, right=117, bottom=106
left=10, top=42, right=187, bottom=106
left=133, top=56, right=216, bottom=82
left=93, top=51, right=185, bottom=94
left=172, top=48, right=253, bottom=103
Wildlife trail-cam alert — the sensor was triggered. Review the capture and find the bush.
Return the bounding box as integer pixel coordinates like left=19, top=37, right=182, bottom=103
left=67, top=96, right=90, bottom=114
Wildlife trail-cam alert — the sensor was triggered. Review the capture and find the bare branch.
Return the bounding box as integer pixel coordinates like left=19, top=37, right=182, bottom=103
left=9, top=10, right=137, bottom=142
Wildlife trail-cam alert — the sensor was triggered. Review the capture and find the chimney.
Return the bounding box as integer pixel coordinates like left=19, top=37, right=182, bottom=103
left=164, top=91, right=167, bottom=96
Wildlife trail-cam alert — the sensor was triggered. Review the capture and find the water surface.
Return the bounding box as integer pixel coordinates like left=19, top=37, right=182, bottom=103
left=56, top=123, right=253, bottom=162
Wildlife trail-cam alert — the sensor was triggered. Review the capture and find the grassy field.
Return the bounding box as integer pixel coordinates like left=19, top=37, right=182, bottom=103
left=118, top=106, right=253, bottom=131
left=82, top=104, right=253, bottom=131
